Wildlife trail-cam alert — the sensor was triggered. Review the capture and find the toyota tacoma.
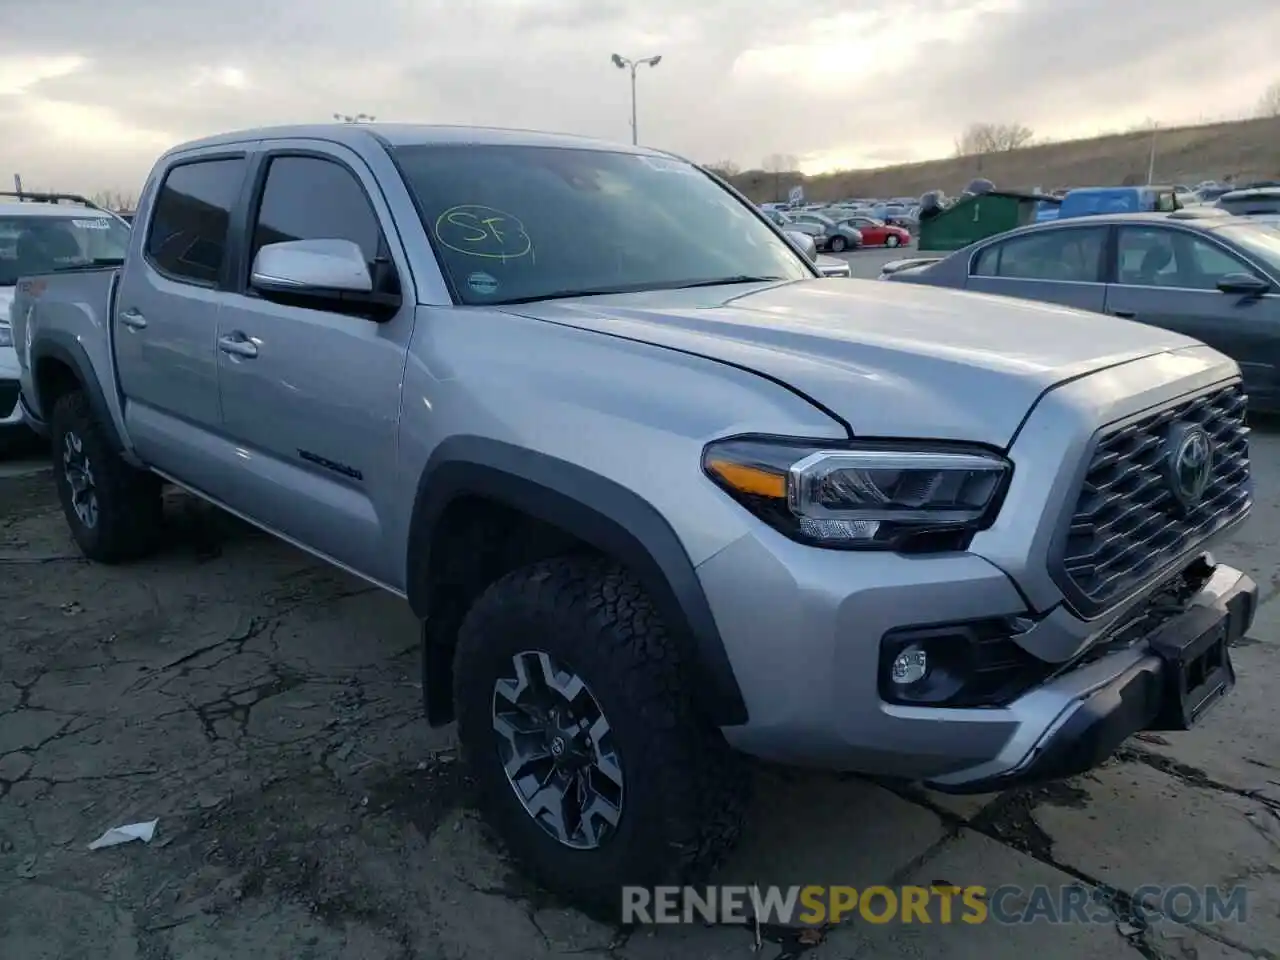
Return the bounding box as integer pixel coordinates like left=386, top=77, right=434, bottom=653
left=11, top=124, right=1256, bottom=911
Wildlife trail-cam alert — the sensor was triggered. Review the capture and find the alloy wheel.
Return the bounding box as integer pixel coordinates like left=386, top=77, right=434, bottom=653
left=492, top=650, right=624, bottom=850
left=62, top=430, right=99, bottom=529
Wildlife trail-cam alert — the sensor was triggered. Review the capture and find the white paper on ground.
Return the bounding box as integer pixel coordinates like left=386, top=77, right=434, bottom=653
left=87, top=819, right=159, bottom=850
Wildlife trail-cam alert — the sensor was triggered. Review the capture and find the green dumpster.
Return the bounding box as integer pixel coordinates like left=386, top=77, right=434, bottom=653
left=917, top=191, right=1056, bottom=252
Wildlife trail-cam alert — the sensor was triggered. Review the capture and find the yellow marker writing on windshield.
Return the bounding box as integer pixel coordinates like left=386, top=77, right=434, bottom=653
left=435, top=205, right=532, bottom=260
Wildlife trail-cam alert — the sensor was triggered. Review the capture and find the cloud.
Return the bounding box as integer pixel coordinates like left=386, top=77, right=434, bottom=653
left=1, top=0, right=1277, bottom=193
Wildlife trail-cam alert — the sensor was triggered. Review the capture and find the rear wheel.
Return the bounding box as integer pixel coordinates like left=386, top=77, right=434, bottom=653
left=886, top=234, right=901, bottom=248
left=453, top=557, right=750, bottom=915
left=49, top=390, right=162, bottom=563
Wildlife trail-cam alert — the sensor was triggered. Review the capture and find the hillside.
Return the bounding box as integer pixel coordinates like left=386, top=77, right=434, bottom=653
left=728, top=115, right=1280, bottom=203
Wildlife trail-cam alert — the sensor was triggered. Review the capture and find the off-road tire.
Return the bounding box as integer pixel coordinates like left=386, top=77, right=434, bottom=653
left=49, top=390, right=162, bottom=563
left=453, top=556, right=751, bottom=916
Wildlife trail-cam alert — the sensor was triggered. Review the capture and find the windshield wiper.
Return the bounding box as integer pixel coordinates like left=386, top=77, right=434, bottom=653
left=667, top=275, right=788, bottom=289
left=488, top=275, right=789, bottom=306
left=489, top=281, right=685, bottom=306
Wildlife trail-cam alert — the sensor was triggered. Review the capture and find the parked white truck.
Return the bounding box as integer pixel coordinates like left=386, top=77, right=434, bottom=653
left=1, top=191, right=131, bottom=454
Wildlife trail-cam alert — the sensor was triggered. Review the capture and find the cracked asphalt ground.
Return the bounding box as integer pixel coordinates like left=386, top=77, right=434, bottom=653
left=2, top=421, right=1279, bottom=960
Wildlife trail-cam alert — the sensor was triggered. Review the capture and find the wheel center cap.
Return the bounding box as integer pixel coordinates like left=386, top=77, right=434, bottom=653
left=549, top=735, right=566, bottom=758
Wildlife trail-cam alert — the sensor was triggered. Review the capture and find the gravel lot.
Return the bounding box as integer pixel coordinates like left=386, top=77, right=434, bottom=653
left=2, top=326, right=1279, bottom=959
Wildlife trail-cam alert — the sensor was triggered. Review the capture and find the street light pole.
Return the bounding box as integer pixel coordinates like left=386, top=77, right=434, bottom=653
left=610, top=53, right=662, bottom=145
left=1146, top=123, right=1158, bottom=185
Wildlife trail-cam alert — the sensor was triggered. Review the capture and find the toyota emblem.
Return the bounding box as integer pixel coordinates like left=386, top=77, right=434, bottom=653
left=1165, top=422, right=1214, bottom=511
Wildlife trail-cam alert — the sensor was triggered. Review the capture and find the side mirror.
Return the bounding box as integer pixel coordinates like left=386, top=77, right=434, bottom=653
left=784, top=229, right=817, bottom=262
left=1217, top=273, right=1270, bottom=297
left=250, top=239, right=400, bottom=318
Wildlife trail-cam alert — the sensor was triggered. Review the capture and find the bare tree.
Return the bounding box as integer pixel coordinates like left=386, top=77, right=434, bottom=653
left=1258, top=80, right=1280, bottom=118
left=91, top=189, right=137, bottom=212
left=953, top=122, right=1034, bottom=157
left=704, top=160, right=741, bottom=178
left=762, top=153, right=799, bottom=202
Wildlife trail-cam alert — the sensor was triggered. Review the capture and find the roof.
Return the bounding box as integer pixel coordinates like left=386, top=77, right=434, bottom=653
left=1222, top=187, right=1280, bottom=199
left=994, top=209, right=1245, bottom=242
left=170, top=122, right=666, bottom=158
left=0, top=202, right=114, bottom=219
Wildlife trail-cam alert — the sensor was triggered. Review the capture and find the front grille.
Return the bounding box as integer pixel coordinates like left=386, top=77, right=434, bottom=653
left=1053, top=383, right=1251, bottom=617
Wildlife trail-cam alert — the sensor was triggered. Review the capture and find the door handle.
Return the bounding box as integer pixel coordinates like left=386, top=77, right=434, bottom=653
left=119, top=309, right=147, bottom=329
left=1111, top=309, right=1136, bottom=319
left=218, top=334, right=259, bottom=359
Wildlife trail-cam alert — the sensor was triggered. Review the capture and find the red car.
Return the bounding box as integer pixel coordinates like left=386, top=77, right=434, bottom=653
left=838, top=216, right=911, bottom=248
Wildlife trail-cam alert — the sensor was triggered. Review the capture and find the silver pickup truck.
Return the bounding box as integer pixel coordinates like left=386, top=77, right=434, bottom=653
left=11, top=123, right=1256, bottom=913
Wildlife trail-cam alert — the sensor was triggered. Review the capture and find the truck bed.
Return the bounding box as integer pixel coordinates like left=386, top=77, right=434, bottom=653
left=11, top=266, right=121, bottom=427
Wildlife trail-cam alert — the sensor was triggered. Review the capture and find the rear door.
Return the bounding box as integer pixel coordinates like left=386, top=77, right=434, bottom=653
left=1104, top=225, right=1280, bottom=401
left=964, top=224, right=1109, bottom=311
left=114, top=152, right=249, bottom=480
left=214, top=144, right=416, bottom=586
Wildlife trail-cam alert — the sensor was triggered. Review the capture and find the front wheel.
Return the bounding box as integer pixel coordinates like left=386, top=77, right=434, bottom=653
left=453, top=557, right=750, bottom=915
left=828, top=235, right=847, bottom=253
left=886, top=234, right=901, bottom=248
left=49, top=390, right=163, bottom=563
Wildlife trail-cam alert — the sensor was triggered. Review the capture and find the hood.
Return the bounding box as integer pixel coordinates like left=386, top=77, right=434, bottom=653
left=501, top=279, right=1201, bottom=448
left=880, top=257, right=942, bottom=276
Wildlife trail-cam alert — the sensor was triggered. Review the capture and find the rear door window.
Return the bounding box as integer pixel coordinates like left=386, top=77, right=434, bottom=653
left=145, top=158, right=247, bottom=285
left=971, top=227, right=1107, bottom=282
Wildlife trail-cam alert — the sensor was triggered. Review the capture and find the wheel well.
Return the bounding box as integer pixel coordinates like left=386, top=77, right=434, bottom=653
left=35, top=356, right=81, bottom=416
left=418, top=495, right=599, bottom=725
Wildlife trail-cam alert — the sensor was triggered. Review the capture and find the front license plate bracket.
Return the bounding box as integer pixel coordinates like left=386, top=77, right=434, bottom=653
left=1145, top=604, right=1236, bottom=731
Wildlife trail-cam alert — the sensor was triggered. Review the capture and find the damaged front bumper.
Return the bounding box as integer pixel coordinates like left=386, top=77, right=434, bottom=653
left=925, top=561, right=1255, bottom=794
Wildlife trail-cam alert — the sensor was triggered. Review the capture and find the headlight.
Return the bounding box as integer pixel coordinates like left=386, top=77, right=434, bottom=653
left=702, top=437, right=1011, bottom=551
left=0, top=322, right=12, bottom=349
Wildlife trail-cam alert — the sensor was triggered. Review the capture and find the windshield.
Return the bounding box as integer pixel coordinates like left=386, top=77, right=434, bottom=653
left=0, top=213, right=130, bottom=285
left=1218, top=223, right=1280, bottom=273
left=391, top=144, right=812, bottom=305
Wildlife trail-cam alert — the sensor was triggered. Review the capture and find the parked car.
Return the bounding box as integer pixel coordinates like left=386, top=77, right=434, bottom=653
left=835, top=216, right=910, bottom=248
left=788, top=211, right=862, bottom=252
left=814, top=253, right=852, bottom=277
left=1215, top=188, right=1280, bottom=217
left=0, top=190, right=131, bottom=454
left=13, top=124, right=1256, bottom=913
left=884, top=210, right=1280, bottom=410
left=1197, top=184, right=1235, bottom=202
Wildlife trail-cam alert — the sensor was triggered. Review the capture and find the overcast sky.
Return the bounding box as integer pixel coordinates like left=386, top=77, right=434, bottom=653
left=2, top=0, right=1277, bottom=196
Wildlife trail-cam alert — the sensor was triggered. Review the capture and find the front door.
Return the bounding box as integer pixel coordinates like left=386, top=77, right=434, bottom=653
left=215, top=145, right=416, bottom=586
left=114, top=154, right=248, bottom=482
left=1104, top=225, right=1280, bottom=403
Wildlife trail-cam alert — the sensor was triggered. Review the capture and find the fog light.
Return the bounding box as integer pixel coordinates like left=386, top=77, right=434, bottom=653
left=890, top=644, right=928, bottom=685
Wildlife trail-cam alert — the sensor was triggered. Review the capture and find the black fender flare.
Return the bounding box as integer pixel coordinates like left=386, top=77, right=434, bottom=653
left=30, top=333, right=125, bottom=452
left=406, top=436, right=748, bottom=726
